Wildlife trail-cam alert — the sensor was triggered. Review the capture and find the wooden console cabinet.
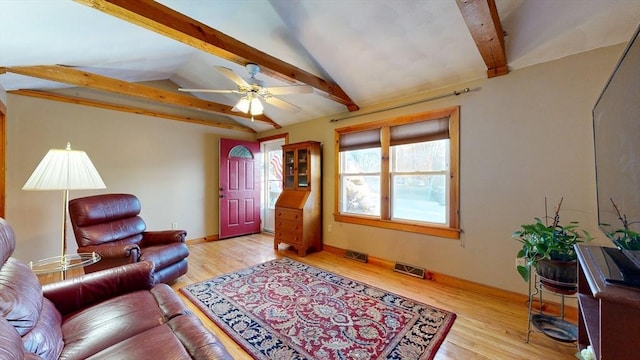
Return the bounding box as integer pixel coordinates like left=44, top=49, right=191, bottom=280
left=575, top=245, right=640, bottom=360
left=274, top=141, right=321, bottom=256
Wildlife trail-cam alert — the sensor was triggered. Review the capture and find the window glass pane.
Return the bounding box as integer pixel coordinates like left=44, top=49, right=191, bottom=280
left=341, top=175, right=380, bottom=215
left=342, top=148, right=381, bottom=173
left=392, top=139, right=448, bottom=172
left=229, top=145, right=253, bottom=159
left=392, top=175, right=446, bottom=224
left=267, top=150, right=282, bottom=209
left=340, top=147, right=381, bottom=215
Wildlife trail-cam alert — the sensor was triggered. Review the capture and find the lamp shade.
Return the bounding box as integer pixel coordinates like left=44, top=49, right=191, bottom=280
left=233, top=94, right=264, bottom=117
left=23, top=143, right=106, bottom=191
left=235, top=97, right=251, bottom=114
left=250, top=97, right=264, bottom=115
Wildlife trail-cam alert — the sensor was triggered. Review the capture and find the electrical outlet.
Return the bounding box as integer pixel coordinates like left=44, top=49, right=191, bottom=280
left=328, top=225, right=333, bottom=232
left=171, top=222, right=178, bottom=230
left=515, top=257, right=526, bottom=267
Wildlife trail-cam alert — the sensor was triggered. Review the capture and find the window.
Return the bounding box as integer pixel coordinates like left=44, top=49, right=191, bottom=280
left=334, top=106, right=460, bottom=239
left=266, top=148, right=283, bottom=209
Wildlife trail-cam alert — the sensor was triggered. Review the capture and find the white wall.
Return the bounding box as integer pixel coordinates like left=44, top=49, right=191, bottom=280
left=260, top=44, right=626, bottom=295
left=6, top=97, right=254, bottom=261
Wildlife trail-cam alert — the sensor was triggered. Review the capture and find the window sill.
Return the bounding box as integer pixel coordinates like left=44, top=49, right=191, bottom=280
left=333, top=213, right=460, bottom=239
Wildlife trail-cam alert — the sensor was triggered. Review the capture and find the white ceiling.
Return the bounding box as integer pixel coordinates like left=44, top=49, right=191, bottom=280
left=1, top=0, right=639, bottom=131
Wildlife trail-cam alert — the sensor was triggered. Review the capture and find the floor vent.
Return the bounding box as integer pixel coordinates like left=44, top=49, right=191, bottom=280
left=393, top=261, right=425, bottom=279
left=344, top=250, right=368, bottom=263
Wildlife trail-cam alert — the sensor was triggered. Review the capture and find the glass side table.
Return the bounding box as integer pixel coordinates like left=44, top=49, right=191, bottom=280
left=29, top=252, right=101, bottom=281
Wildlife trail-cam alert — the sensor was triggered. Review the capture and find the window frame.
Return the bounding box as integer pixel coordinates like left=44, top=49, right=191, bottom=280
left=333, top=106, right=460, bottom=239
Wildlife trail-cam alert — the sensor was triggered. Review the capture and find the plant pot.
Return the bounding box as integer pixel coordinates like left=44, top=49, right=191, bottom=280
left=535, top=259, right=577, bottom=295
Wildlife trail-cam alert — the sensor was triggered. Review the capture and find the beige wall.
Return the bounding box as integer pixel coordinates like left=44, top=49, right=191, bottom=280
left=260, top=44, right=626, bottom=295
left=5, top=97, right=254, bottom=261
left=3, top=43, right=626, bottom=295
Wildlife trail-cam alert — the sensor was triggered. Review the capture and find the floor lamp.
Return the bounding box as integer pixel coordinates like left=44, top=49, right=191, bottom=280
left=22, top=142, right=106, bottom=260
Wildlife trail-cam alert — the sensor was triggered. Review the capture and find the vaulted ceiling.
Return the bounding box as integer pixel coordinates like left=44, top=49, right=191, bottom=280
left=1, top=0, right=638, bottom=133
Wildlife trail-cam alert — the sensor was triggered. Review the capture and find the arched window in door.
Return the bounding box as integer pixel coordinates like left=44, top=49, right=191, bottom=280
left=229, top=145, right=253, bottom=159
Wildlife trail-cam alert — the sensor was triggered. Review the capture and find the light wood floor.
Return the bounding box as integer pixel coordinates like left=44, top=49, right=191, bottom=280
left=171, top=233, right=578, bottom=360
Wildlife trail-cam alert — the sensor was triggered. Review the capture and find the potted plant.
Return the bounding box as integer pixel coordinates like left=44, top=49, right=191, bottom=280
left=600, top=198, right=640, bottom=251
left=513, top=198, right=593, bottom=291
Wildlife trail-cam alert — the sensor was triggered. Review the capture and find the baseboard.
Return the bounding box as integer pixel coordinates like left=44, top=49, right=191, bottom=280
left=186, top=237, right=207, bottom=245
left=205, top=234, right=220, bottom=242
left=186, top=234, right=219, bottom=245
left=322, top=244, right=577, bottom=321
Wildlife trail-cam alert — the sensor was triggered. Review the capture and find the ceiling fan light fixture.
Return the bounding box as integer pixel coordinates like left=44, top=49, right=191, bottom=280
left=234, top=93, right=264, bottom=120
left=250, top=97, right=263, bottom=116
left=235, top=96, right=251, bottom=113
left=184, top=64, right=310, bottom=117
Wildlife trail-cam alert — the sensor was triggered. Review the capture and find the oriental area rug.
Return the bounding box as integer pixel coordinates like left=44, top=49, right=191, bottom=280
left=181, top=257, right=456, bottom=360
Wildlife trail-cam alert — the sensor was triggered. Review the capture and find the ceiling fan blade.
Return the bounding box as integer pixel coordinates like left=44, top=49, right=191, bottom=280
left=215, top=66, right=249, bottom=87
left=267, top=85, right=313, bottom=95
left=178, top=88, right=239, bottom=94
left=263, top=96, right=302, bottom=113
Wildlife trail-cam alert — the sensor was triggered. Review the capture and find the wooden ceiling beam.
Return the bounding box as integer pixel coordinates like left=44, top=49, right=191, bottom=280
left=8, top=89, right=256, bottom=133
left=456, top=0, right=508, bottom=78
left=2, top=65, right=280, bottom=128
left=74, top=0, right=359, bottom=111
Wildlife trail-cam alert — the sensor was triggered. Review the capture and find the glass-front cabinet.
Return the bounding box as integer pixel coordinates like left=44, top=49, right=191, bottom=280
left=297, top=147, right=309, bottom=187
left=274, top=141, right=322, bottom=256
left=283, top=146, right=311, bottom=189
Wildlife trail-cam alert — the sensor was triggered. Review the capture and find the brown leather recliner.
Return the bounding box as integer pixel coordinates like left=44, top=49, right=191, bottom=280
left=68, top=193, right=188, bottom=284
left=0, top=217, right=232, bottom=360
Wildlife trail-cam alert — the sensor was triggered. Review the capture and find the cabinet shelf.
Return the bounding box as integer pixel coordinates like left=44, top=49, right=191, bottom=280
left=577, top=293, right=600, bottom=359
left=576, top=245, right=640, bottom=360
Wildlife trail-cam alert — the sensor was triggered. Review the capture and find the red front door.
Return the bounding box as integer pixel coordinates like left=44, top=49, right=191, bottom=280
left=219, top=138, right=260, bottom=239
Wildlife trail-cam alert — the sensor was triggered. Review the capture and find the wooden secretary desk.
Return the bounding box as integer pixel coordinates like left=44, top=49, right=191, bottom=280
left=274, top=141, right=322, bottom=256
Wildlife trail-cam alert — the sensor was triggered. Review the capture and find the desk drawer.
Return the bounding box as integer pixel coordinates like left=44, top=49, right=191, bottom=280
left=276, top=208, right=302, bottom=221
left=275, top=220, right=302, bottom=245
left=275, top=229, right=302, bottom=245
left=275, top=207, right=304, bottom=245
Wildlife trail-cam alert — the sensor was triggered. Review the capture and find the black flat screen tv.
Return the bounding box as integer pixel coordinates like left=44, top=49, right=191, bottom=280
left=593, top=24, right=640, bottom=281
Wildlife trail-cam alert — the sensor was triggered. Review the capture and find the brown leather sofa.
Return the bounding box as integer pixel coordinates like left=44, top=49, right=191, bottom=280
left=68, top=193, right=189, bottom=284
left=0, top=218, right=232, bottom=360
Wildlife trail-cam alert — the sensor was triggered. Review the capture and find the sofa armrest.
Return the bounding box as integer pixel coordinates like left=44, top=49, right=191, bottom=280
left=143, top=230, right=187, bottom=246
left=78, top=244, right=140, bottom=262
left=169, top=314, right=233, bottom=360
left=42, top=261, right=155, bottom=316
left=0, top=316, right=29, bottom=360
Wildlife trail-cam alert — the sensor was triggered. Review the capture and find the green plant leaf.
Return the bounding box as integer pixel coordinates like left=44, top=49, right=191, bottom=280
left=517, top=265, right=530, bottom=282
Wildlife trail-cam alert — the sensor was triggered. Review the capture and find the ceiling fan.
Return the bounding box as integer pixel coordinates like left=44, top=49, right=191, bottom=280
left=178, top=63, right=313, bottom=118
